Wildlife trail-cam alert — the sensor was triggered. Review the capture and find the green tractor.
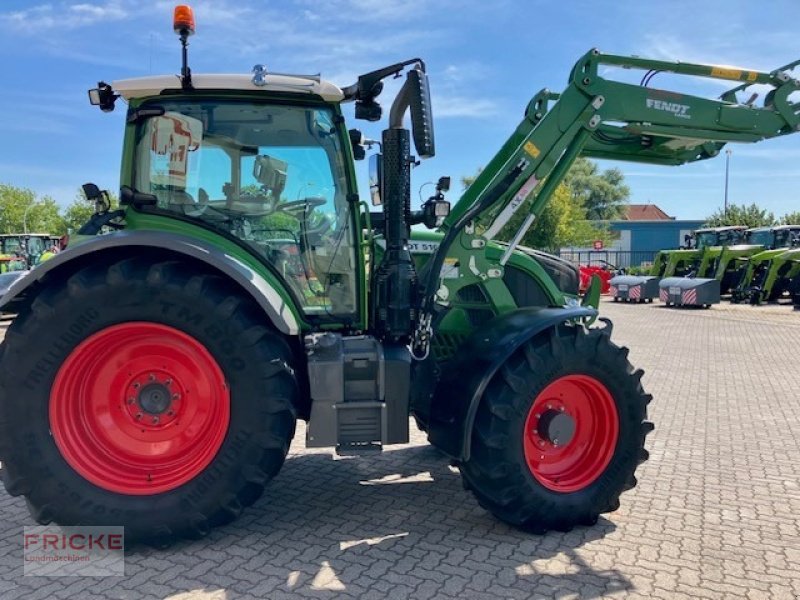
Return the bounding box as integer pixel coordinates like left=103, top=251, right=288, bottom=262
left=731, top=225, right=800, bottom=304
left=0, top=233, right=59, bottom=273
left=2, top=7, right=799, bottom=543
left=650, top=226, right=747, bottom=278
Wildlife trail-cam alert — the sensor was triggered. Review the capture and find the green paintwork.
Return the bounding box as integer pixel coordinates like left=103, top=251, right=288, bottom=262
left=445, top=51, right=800, bottom=237
left=712, top=244, right=764, bottom=294
left=118, top=92, right=367, bottom=332
left=124, top=210, right=309, bottom=329
left=80, top=50, right=800, bottom=347
left=733, top=246, right=800, bottom=303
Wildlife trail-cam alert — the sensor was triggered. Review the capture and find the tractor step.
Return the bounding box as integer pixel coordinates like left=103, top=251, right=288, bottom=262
left=305, top=333, right=410, bottom=450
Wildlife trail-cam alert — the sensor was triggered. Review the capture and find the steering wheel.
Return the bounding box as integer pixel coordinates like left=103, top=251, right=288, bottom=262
left=275, top=197, right=327, bottom=214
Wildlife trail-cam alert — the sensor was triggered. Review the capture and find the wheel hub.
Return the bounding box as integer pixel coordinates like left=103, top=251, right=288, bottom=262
left=523, top=374, right=620, bottom=493
left=49, top=322, right=230, bottom=495
left=137, top=382, right=172, bottom=415
left=537, top=409, right=575, bottom=447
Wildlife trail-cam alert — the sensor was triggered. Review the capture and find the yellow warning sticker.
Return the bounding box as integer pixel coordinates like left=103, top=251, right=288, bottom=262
left=524, top=141, right=541, bottom=158
left=747, top=71, right=758, bottom=82
left=711, top=67, right=742, bottom=80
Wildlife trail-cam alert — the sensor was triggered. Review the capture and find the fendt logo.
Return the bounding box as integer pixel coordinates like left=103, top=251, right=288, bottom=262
left=646, top=98, right=691, bottom=119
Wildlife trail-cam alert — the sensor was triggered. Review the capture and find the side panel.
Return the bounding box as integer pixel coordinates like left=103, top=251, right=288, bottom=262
left=0, top=231, right=302, bottom=335
left=427, top=305, right=597, bottom=461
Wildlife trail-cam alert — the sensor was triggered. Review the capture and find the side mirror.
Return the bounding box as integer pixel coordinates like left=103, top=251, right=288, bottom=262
left=82, top=183, right=102, bottom=201
left=349, top=129, right=366, bottom=161
left=408, top=67, right=435, bottom=159
left=369, top=153, right=383, bottom=206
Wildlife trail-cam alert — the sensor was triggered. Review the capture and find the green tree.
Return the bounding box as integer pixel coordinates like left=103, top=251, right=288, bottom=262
left=62, top=199, right=96, bottom=234
left=779, top=211, right=800, bottom=226
left=0, top=184, right=63, bottom=234
left=567, top=158, right=630, bottom=220
left=460, top=157, right=622, bottom=251
left=704, top=203, right=776, bottom=228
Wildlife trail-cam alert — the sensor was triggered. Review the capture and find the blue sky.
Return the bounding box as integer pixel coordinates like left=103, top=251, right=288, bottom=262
left=0, top=0, right=798, bottom=220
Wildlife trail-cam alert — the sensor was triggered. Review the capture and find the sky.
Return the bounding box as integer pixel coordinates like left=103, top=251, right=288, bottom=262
left=0, top=0, right=798, bottom=220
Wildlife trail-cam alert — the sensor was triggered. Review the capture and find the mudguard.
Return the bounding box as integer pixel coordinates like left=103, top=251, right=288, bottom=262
left=0, top=230, right=301, bottom=335
left=427, top=305, right=597, bottom=461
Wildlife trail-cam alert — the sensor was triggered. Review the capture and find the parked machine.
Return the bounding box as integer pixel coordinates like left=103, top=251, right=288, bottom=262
left=730, top=225, right=800, bottom=304
left=650, top=226, right=747, bottom=278
left=609, top=275, right=660, bottom=303
left=1, top=6, right=799, bottom=543
left=0, top=234, right=56, bottom=272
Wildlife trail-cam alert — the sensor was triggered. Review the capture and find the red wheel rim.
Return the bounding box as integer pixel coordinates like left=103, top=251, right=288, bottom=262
left=50, top=322, right=230, bottom=495
left=523, top=374, right=619, bottom=493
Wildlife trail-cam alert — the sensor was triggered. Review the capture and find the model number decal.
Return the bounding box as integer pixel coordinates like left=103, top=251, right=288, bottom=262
left=646, top=98, right=690, bottom=119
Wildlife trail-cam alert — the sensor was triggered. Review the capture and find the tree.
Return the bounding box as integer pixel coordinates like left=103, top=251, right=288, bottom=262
left=780, top=211, right=800, bottom=226
left=0, top=184, right=62, bottom=234
left=62, top=199, right=96, bottom=234
left=460, top=156, right=624, bottom=251
left=704, top=203, right=776, bottom=228
left=567, top=158, right=630, bottom=220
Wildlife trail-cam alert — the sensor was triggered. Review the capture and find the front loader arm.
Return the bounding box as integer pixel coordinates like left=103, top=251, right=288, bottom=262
left=444, top=49, right=800, bottom=236
left=415, top=49, right=799, bottom=351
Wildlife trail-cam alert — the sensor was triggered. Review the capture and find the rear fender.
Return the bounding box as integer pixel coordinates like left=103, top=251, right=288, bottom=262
left=427, top=305, right=597, bottom=461
left=0, top=230, right=301, bottom=335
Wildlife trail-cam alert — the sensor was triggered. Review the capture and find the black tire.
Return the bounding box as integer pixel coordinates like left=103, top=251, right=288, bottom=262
left=0, top=257, right=298, bottom=543
left=460, top=325, right=652, bottom=533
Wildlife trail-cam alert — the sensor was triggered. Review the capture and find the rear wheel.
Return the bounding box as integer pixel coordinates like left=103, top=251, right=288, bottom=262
left=461, top=325, right=652, bottom=532
left=0, top=258, right=298, bottom=543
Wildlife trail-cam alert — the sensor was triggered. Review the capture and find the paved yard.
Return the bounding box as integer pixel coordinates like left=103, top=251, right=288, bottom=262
left=0, top=301, right=799, bottom=599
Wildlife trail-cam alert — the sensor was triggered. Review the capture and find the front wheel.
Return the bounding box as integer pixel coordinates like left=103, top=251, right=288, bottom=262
left=460, top=325, right=652, bottom=532
left=0, top=258, right=298, bottom=543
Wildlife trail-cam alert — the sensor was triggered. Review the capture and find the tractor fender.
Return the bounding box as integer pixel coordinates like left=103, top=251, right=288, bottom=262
left=0, top=230, right=301, bottom=335
left=427, top=305, right=597, bottom=461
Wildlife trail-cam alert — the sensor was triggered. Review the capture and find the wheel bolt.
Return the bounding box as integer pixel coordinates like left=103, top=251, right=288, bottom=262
left=127, top=397, right=135, bottom=404
left=152, top=417, right=159, bottom=425
left=172, top=393, right=181, bottom=400
left=148, top=373, right=156, bottom=382
left=135, top=413, right=142, bottom=420
left=547, top=404, right=552, bottom=409
left=133, top=382, right=140, bottom=389
left=167, top=410, right=174, bottom=416
left=534, top=413, right=541, bottom=419
left=164, top=378, right=172, bottom=386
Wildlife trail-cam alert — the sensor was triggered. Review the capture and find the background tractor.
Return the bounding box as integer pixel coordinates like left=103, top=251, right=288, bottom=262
left=650, top=226, right=747, bottom=278
left=0, top=234, right=59, bottom=273
left=1, top=6, right=799, bottom=544
left=731, top=225, right=800, bottom=304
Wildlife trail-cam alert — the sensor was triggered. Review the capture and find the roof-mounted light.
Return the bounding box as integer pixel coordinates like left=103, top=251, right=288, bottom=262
left=173, top=5, right=195, bottom=35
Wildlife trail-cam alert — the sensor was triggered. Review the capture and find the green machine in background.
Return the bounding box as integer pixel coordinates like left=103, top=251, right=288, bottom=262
left=731, top=225, right=800, bottom=303
left=2, top=6, right=800, bottom=543
left=650, top=226, right=747, bottom=278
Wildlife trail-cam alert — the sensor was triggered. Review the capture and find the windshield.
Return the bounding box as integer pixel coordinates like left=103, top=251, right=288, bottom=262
left=696, top=229, right=743, bottom=248
left=133, top=100, right=357, bottom=318
left=746, top=230, right=772, bottom=247
left=772, top=229, right=799, bottom=248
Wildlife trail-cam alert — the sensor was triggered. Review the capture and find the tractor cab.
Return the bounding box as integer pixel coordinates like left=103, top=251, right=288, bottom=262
left=693, top=226, right=748, bottom=249
left=746, top=225, right=800, bottom=249
left=112, top=76, right=361, bottom=319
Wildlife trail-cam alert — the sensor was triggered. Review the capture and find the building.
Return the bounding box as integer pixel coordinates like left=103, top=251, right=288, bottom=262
left=560, top=204, right=705, bottom=268
left=609, top=204, right=704, bottom=257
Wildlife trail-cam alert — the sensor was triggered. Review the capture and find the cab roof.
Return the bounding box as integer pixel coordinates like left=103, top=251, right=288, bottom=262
left=694, top=226, right=748, bottom=234
left=112, top=73, right=344, bottom=103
